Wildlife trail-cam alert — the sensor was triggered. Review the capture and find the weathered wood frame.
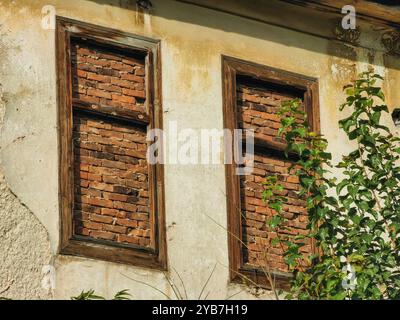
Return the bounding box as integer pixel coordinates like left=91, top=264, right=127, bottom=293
left=56, top=17, right=167, bottom=270
left=222, top=55, right=320, bottom=289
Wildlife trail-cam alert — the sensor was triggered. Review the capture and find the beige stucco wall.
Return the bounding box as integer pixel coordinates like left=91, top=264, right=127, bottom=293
left=0, top=0, right=399, bottom=299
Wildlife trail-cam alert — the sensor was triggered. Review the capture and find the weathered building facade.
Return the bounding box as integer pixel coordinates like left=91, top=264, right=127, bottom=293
left=0, top=0, right=399, bottom=299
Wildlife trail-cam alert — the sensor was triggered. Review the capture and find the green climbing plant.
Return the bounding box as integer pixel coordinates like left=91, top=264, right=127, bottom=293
left=263, top=70, right=400, bottom=299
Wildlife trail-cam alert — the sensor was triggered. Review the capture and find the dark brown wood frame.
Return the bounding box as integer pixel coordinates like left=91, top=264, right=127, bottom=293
left=56, top=17, right=167, bottom=270
left=222, top=55, right=320, bottom=289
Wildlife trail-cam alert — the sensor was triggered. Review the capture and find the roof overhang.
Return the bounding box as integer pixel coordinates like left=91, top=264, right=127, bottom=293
left=176, top=0, right=400, bottom=27
left=174, top=0, right=400, bottom=55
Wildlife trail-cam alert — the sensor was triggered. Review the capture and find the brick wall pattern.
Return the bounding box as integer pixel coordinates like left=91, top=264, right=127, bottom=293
left=70, top=40, right=152, bottom=248
left=237, top=80, right=311, bottom=273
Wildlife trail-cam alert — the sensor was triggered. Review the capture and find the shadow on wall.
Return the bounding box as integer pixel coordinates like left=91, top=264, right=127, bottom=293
left=87, top=0, right=400, bottom=70
left=368, top=0, right=400, bottom=6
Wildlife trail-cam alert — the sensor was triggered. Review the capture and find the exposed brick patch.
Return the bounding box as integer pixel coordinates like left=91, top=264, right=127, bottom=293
left=69, top=39, right=153, bottom=249
left=237, top=80, right=310, bottom=274
left=237, top=82, right=304, bottom=146
left=71, top=40, right=146, bottom=115
left=73, top=114, right=151, bottom=247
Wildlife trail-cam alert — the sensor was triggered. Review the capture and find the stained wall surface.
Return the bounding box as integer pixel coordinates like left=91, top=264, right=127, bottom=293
left=0, top=0, right=399, bottom=299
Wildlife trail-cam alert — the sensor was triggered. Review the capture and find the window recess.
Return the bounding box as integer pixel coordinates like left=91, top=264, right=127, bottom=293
left=57, top=17, right=166, bottom=269
left=222, top=56, right=320, bottom=289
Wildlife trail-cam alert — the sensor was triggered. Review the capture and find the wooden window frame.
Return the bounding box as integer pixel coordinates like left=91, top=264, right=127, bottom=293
left=56, top=17, right=167, bottom=270
left=222, top=55, right=320, bottom=289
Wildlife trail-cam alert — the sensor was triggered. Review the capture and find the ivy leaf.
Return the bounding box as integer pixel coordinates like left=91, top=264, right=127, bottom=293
left=370, top=111, right=381, bottom=125
left=268, top=215, right=282, bottom=228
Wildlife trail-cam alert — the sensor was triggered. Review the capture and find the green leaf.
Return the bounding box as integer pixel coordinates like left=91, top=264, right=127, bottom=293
left=268, top=215, right=282, bottom=228
left=370, top=111, right=381, bottom=125
left=71, top=290, right=106, bottom=300
left=113, top=290, right=131, bottom=300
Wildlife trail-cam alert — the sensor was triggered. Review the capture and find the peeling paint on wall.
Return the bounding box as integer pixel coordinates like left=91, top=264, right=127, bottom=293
left=0, top=82, right=53, bottom=300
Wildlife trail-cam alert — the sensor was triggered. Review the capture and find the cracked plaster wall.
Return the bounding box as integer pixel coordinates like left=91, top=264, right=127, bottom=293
left=0, top=81, right=53, bottom=299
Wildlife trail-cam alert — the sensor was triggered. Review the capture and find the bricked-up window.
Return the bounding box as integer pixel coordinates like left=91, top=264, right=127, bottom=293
left=57, top=18, right=166, bottom=269
left=222, top=56, right=319, bottom=289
